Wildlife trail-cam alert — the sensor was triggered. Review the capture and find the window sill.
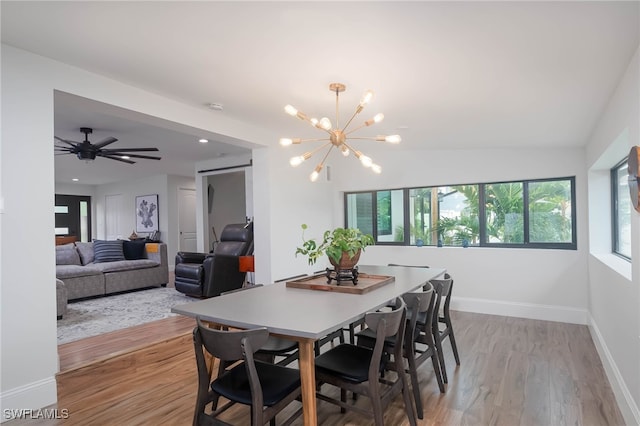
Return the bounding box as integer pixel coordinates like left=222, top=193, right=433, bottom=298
left=590, top=252, right=632, bottom=281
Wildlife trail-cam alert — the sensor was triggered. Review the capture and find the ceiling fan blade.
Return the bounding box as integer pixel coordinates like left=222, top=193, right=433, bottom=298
left=99, top=153, right=136, bottom=164
left=101, top=147, right=159, bottom=153
left=105, top=153, right=162, bottom=160
left=92, top=136, right=118, bottom=149
left=54, top=136, right=79, bottom=147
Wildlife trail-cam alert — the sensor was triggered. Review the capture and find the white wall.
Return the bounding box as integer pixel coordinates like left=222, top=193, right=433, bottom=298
left=585, top=46, right=640, bottom=425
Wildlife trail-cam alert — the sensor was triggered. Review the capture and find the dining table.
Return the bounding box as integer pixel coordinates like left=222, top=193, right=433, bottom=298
left=171, top=264, right=446, bottom=426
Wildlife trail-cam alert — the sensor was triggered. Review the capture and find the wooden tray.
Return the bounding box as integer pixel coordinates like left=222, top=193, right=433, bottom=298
left=286, top=273, right=395, bottom=294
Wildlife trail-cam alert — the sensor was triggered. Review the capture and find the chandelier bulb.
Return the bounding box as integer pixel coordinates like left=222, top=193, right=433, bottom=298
left=360, top=90, right=374, bottom=107
left=284, top=105, right=297, bottom=116
left=310, top=118, right=319, bottom=127
left=341, top=145, right=350, bottom=157
left=289, top=152, right=312, bottom=167
left=319, top=117, right=332, bottom=131
left=310, top=164, right=323, bottom=182
left=280, top=138, right=293, bottom=146
left=359, top=154, right=373, bottom=168
left=365, top=113, right=385, bottom=126
left=385, top=134, right=402, bottom=144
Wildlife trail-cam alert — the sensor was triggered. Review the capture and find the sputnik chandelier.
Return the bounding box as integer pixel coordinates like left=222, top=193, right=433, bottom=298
left=279, top=83, right=401, bottom=182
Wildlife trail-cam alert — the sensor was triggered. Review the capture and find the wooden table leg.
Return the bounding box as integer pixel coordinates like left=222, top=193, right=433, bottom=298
left=298, top=338, right=318, bottom=426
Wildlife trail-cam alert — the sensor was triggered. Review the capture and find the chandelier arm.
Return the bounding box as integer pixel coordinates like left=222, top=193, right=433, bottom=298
left=341, top=141, right=359, bottom=153
left=308, top=141, right=334, bottom=157
left=298, top=137, right=332, bottom=144
left=340, top=105, right=364, bottom=134
left=318, top=145, right=336, bottom=167
left=344, top=123, right=368, bottom=136
left=347, top=136, right=383, bottom=141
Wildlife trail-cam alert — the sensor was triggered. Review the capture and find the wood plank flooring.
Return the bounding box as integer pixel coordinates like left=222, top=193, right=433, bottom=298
left=7, top=311, right=625, bottom=425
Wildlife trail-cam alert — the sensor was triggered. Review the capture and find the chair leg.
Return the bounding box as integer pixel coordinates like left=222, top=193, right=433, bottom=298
left=399, top=368, right=418, bottom=426
left=340, top=388, right=347, bottom=413
left=449, top=327, right=461, bottom=365
left=406, top=354, right=423, bottom=419
left=435, top=334, right=448, bottom=383
left=431, top=349, right=446, bottom=393
left=369, top=385, right=384, bottom=426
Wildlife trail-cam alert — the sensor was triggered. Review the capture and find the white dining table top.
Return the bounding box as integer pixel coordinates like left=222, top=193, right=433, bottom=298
left=171, top=264, right=446, bottom=340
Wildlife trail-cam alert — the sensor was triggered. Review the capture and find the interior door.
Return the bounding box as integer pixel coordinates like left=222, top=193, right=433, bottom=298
left=179, top=188, right=197, bottom=252
left=105, top=194, right=122, bottom=240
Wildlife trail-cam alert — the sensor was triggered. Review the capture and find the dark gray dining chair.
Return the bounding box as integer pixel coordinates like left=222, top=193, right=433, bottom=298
left=430, top=273, right=460, bottom=382
left=356, top=283, right=443, bottom=419
left=192, top=317, right=302, bottom=426
left=314, top=298, right=417, bottom=426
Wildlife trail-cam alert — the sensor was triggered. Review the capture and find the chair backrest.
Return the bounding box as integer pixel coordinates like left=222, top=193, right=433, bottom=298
left=192, top=318, right=273, bottom=423
left=214, top=223, right=254, bottom=257
left=202, top=223, right=254, bottom=297
left=363, top=298, right=407, bottom=382
left=402, top=283, right=434, bottom=340
left=195, top=317, right=269, bottom=361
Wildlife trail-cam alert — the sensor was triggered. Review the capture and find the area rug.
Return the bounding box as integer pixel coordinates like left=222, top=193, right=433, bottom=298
left=57, top=287, right=196, bottom=344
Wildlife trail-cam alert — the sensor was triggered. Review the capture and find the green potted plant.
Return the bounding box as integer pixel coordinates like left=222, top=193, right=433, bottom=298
left=295, top=224, right=375, bottom=269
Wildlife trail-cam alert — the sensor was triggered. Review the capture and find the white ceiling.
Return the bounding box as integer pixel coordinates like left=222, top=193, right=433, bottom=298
left=2, top=1, right=639, bottom=185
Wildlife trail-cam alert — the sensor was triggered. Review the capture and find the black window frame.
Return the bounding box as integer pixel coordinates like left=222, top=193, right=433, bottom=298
left=611, top=157, right=631, bottom=260
left=344, top=176, right=577, bottom=250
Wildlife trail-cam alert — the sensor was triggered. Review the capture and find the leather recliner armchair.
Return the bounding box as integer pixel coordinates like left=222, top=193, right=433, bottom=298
left=174, top=222, right=253, bottom=298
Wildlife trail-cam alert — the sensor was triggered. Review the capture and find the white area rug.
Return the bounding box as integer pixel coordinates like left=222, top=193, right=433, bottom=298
left=57, top=287, right=196, bottom=344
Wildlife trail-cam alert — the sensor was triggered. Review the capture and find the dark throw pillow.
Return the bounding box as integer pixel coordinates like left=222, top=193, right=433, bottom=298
left=93, top=240, right=125, bottom=263
left=123, top=240, right=146, bottom=260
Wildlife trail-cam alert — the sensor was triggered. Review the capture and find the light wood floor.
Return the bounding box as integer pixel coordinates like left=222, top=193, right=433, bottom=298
left=7, top=311, right=625, bottom=425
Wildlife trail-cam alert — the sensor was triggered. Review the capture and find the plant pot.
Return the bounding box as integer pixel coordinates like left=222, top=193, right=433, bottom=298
left=329, top=249, right=361, bottom=271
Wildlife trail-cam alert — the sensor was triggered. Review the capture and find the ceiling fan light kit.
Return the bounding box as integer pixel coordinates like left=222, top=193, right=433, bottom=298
left=280, top=83, right=401, bottom=182
left=54, top=127, right=161, bottom=164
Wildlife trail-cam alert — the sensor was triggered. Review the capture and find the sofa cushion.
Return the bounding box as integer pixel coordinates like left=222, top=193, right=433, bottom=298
left=93, top=240, right=125, bottom=263
left=90, top=259, right=159, bottom=273
left=56, top=243, right=81, bottom=265
left=75, top=241, right=95, bottom=265
left=123, top=240, right=146, bottom=260
left=56, top=264, right=103, bottom=279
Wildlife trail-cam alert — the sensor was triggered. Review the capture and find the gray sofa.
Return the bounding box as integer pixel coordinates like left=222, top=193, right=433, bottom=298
left=56, top=240, right=169, bottom=301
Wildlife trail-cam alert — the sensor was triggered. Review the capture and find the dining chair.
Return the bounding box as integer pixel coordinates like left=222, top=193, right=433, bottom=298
left=430, top=274, right=460, bottom=382
left=314, top=298, right=417, bottom=426
left=356, top=283, right=444, bottom=419
left=192, top=317, right=302, bottom=426
left=220, top=285, right=299, bottom=366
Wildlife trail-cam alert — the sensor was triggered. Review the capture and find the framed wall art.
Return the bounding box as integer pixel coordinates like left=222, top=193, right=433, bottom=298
left=135, top=194, right=159, bottom=233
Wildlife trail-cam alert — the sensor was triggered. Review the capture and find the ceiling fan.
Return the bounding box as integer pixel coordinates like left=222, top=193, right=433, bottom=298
left=55, top=127, right=161, bottom=164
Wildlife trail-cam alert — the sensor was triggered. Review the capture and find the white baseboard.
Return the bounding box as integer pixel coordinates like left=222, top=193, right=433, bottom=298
left=450, top=296, right=588, bottom=324
left=588, top=313, right=640, bottom=426
left=0, top=377, right=57, bottom=423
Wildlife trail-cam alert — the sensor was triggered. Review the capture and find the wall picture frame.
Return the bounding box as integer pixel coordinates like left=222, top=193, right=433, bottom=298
left=135, top=194, right=159, bottom=233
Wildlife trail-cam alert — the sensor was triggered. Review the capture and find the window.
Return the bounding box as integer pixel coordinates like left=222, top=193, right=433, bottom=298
left=612, top=159, right=631, bottom=259
left=345, top=177, right=576, bottom=250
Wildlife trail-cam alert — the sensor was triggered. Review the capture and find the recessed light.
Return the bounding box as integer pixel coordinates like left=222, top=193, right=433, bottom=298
left=205, top=103, right=224, bottom=111
left=121, top=155, right=131, bottom=160
left=199, top=138, right=209, bottom=144
left=72, top=178, right=79, bottom=182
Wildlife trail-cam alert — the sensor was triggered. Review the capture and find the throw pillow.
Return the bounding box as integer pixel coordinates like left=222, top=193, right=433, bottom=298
left=55, top=243, right=81, bottom=265
left=93, top=240, right=125, bottom=263
left=75, top=241, right=95, bottom=265
left=123, top=240, right=146, bottom=260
